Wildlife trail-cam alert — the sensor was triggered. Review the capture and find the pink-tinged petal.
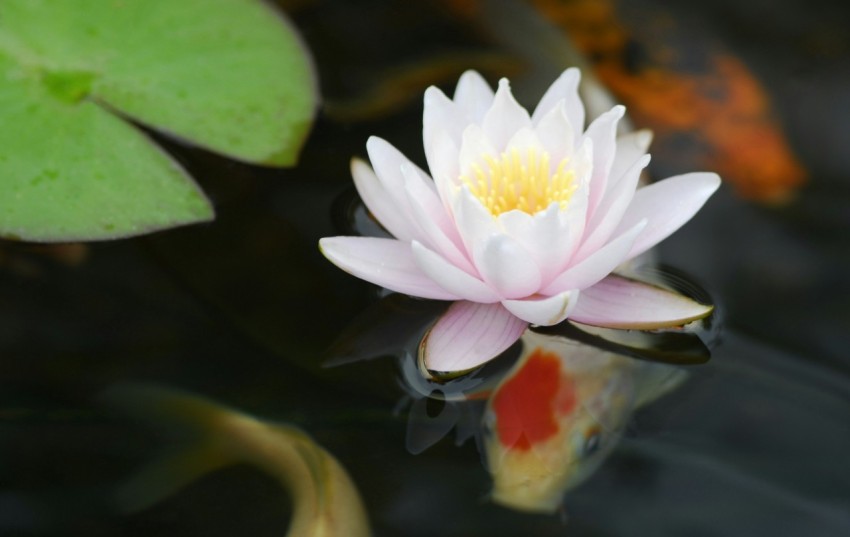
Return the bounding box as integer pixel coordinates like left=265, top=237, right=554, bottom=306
left=453, top=70, right=495, bottom=123
left=570, top=275, right=713, bottom=329
left=365, top=137, right=429, bottom=238
left=350, top=159, right=418, bottom=242
left=574, top=154, right=650, bottom=261
left=422, top=301, right=528, bottom=373
left=482, top=79, right=532, bottom=150
left=319, top=237, right=459, bottom=300
left=499, top=204, right=574, bottom=284
left=617, top=172, right=721, bottom=260
left=531, top=67, right=584, bottom=143
left=411, top=241, right=501, bottom=303
left=502, top=290, right=577, bottom=326
left=473, top=234, right=542, bottom=299
left=583, top=105, right=625, bottom=221
left=452, top=186, right=500, bottom=255
left=609, top=130, right=653, bottom=186
left=535, top=101, right=575, bottom=163
left=401, top=164, right=476, bottom=275
left=543, top=219, right=646, bottom=295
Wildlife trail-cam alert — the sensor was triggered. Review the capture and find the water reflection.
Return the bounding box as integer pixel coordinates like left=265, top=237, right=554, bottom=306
left=330, top=280, right=712, bottom=514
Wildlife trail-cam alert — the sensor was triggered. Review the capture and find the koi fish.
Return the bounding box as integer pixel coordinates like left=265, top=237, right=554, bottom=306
left=101, top=384, right=371, bottom=537
left=483, top=330, right=685, bottom=513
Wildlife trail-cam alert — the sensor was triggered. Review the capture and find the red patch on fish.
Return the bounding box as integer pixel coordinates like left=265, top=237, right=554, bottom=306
left=492, top=348, right=577, bottom=451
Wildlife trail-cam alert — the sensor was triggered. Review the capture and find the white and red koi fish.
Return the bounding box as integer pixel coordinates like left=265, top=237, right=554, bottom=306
left=483, top=330, right=685, bottom=513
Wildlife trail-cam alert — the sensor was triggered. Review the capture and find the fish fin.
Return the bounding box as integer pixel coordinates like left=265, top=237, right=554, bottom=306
left=634, top=366, right=689, bottom=408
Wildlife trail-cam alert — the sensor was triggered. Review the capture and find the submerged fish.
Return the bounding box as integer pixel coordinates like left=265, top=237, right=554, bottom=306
left=102, top=384, right=371, bottom=537
left=483, top=330, right=685, bottom=513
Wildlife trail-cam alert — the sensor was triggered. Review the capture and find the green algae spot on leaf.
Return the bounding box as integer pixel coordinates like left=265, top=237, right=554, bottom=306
left=0, top=0, right=318, bottom=241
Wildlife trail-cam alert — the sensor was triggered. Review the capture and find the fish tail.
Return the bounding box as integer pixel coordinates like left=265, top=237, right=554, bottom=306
left=98, top=384, right=249, bottom=513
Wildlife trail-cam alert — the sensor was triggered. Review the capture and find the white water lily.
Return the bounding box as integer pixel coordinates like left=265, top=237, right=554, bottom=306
left=320, top=69, right=719, bottom=373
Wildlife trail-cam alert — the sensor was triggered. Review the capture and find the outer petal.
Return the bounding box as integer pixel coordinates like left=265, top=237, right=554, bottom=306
left=531, top=67, right=584, bottom=144
left=543, top=219, right=646, bottom=295
left=401, top=164, right=476, bottom=274
left=574, top=154, right=650, bottom=261
left=583, top=105, right=625, bottom=221
left=453, top=70, right=495, bottom=123
left=422, top=301, right=528, bottom=373
left=412, top=241, right=501, bottom=303
left=365, top=137, right=429, bottom=237
left=609, top=129, right=653, bottom=186
left=350, top=159, right=418, bottom=242
left=502, top=290, right=577, bottom=326
left=482, top=79, right=533, bottom=150
left=617, top=172, right=722, bottom=260
left=473, top=234, right=542, bottom=299
left=423, top=87, right=463, bottom=180
left=319, top=237, right=459, bottom=300
left=570, top=275, right=714, bottom=329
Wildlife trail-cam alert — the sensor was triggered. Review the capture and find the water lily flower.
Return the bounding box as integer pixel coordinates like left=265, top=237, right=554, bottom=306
left=320, top=68, right=719, bottom=374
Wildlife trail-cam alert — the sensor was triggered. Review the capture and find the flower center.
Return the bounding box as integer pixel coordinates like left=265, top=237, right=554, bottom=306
left=460, top=147, right=576, bottom=217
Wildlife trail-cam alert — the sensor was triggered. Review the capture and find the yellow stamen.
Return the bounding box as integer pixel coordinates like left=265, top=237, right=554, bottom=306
left=459, top=147, right=576, bottom=217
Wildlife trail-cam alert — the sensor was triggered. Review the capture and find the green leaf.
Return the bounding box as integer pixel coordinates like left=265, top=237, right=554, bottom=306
left=0, top=51, right=214, bottom=241
left=0, top=0, right=318, bottom=240
left=1, top=0, right=317, bottom=166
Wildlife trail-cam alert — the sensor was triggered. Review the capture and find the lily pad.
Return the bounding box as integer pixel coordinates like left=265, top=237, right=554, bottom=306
left=0, top=0, right=317, bottom=241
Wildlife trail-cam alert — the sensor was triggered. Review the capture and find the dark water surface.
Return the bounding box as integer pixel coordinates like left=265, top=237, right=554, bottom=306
left=1, top=1, right=849, bottom=535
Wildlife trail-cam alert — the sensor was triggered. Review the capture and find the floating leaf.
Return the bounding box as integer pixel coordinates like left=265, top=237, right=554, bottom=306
left=0, top=0, right=317, bottom=241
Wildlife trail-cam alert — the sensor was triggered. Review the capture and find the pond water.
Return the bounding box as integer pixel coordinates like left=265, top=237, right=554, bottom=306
left=1, top=0, right=849, bottom=536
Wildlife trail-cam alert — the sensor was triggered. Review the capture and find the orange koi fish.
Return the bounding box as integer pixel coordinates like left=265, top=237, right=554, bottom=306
left=529, top=0, right=808, bottom=202
left=483, top=330, right=685, bottom=513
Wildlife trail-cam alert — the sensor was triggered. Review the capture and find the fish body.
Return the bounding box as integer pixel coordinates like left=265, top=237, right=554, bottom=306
left=483, top=330, right=684, bottom=513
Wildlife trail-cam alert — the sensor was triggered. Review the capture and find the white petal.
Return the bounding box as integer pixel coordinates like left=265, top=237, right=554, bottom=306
left=531, top=67, right=584, bottom=143
left=401, top=164, right=476, bottom=274
left=535, top=101, right=575, bottom=162
left=428, top=134, right=461, bottom=207
left=616, top=172, right=721, bottom=259
left=453, top=70, right=495, bottom=123
left=502, top=290, right=577, bottom=326
left=609, top=129, right=653, bottom=186
left=319, top=237, right=458, bottom=300
left=452, top=187, right=499, bottom=256
left=473, top=233, right=542, bottom=299
left=422, top=301, right=527, bottom=373
left=499, top=204, right=574, bottom=284
left=583, top=105, right=625, bottom=221
left=543, top=219, right=646, bottom=295
left=423, top=87, right=463, bottom=175
left=459, top=125, right=498, bottom=176
left=574, top=154, right=650, bottom=261
left=570, top=275, right=713, bottom=329
left=482, top=78, right=532, bottom=150
left=411, top=241, right=501, bottom=303
left=350, top=159, right=418, bottom=241
left=505, top=127, right=541, bottom=151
